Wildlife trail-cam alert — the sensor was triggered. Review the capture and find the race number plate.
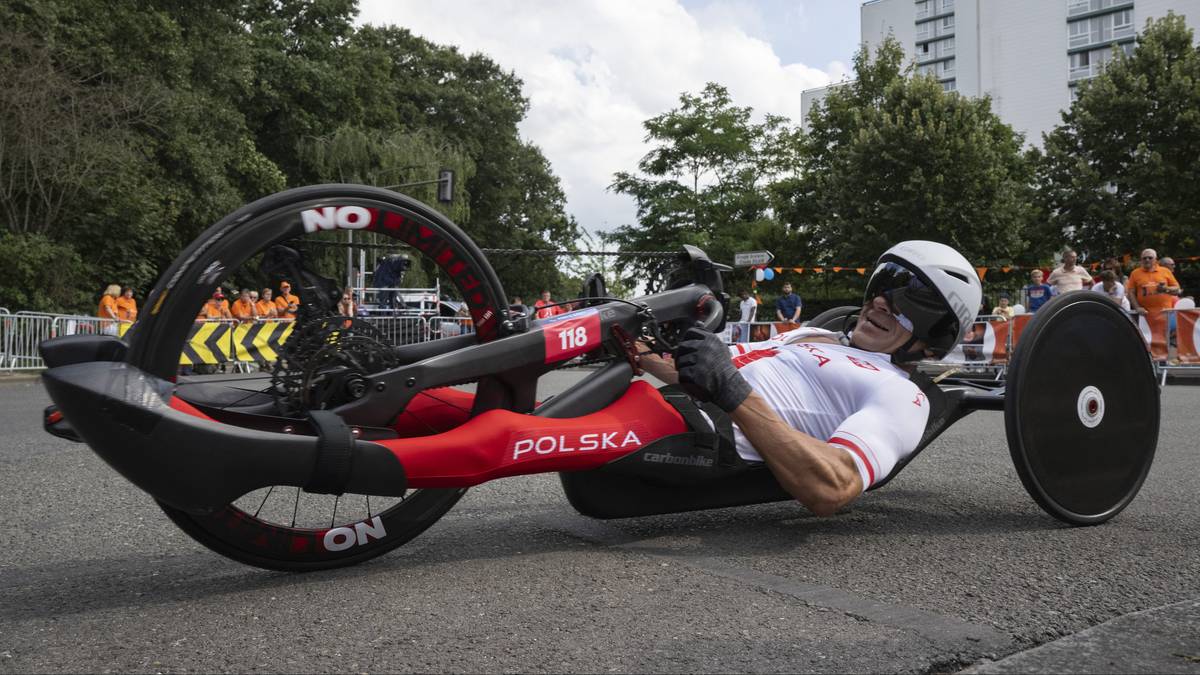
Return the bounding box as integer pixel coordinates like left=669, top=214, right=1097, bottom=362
left=540, top=308, right=601, bottom=364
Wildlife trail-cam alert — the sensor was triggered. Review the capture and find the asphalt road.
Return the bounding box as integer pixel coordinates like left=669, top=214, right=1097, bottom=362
left=1, top=371, right=1198, bottom=673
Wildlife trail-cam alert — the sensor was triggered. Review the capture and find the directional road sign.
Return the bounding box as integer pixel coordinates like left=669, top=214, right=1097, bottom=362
left=733, top=250, right=775, bottom=267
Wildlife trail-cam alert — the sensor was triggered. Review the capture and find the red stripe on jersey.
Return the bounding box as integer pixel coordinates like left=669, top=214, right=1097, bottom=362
left=829, top=436, right=875, bottom=485
left=731, top=347, right=779, bottom=369
left=733, top=344, right=748, bottom=355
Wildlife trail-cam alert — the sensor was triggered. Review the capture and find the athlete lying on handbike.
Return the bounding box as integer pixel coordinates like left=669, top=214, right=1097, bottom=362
left=648, top=240, right=981, bottom=516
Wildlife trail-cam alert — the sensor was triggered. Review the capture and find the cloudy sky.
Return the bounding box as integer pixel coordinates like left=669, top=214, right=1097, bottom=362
left=356, top=0, right=861, bottom=236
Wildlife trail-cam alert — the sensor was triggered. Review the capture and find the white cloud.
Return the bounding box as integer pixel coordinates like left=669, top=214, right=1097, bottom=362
left=356, top=0, right=843, bottom=236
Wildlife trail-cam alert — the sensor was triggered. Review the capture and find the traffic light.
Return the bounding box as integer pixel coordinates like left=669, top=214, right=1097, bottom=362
left=437, top=169, right=454, bottom=203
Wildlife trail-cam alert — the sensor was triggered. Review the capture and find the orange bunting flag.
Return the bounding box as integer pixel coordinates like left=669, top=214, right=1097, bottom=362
left=811, top=267, right=824, bottom=274
left=774, top=267, right=782, bottom=274
left=1001, top=266, right=1011, bottom=273
left=856, top=267, right=866, bottom=275
left=1089, top=263, right=1099, bottom=271
left=832, top=266, right=842, bottom=273
left=975, top=267, right=988, bottom=281
left=794, top=267, right=804, bottom=274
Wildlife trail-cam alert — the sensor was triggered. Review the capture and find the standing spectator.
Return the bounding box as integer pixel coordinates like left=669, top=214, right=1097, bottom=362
left=1127, top=249, right=1180, bottom=316
left=97, top=284, right=121, bottom=335
left=1161, top=256, right=1177, bottom=275
left=337, top=287, right=356, bottom=317
left=257, top=288, right=278, bottom=319
left=775, top=282, right=802, bottom=325
left=231, top=289, right=256, bottom=323
left=738, top=289, right=757, bottom=323
left=1091, top=270, right=1130, bottom=310
left=115, top=286, right=138, bottom=325
left=197, top=290, right=232, bottom=320
left=1024, top=269, right=1054, bottom=313
left=1046, top=249, right=1094, bottom=294
left=275, top=281, right=299, bottom=319
left=534, top=290, right=563, bottom=320
left=1094, top=257, right=1127, bottom=286
left=991, top=294, right=1015, bottom=320
left=509, top=296, right=529, bottom=319
left=218, top=288, right=234, bottom=315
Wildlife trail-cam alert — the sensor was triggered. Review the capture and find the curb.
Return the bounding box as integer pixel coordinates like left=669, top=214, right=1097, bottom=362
left=0, top=372, right=43, bottom=384
left=964, top=598, right=1200, bottom=673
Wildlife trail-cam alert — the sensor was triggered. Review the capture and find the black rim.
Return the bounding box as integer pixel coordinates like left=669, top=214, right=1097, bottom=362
left=129, top=185, right=506, bottom=569
left=1004, top=293, right=1159, bottom=525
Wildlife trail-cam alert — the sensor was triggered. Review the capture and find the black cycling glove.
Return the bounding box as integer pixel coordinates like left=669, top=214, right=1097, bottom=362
left=673, top=327, right=752, bottom=413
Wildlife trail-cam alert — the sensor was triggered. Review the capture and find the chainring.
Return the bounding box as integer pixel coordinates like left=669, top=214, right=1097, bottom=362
left=271, top=316, right=400, bottom=415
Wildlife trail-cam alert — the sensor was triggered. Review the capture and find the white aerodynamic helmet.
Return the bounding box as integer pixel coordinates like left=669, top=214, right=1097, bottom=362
left=864, top=240, right=982, bottom=361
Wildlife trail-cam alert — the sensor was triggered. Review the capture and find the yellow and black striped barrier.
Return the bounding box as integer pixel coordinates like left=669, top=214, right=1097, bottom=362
left=181, top=320, right=294, bottom=365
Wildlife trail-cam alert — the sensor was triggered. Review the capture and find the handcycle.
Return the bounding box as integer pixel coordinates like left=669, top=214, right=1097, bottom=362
left=39, top=185, right=1161, bottom=571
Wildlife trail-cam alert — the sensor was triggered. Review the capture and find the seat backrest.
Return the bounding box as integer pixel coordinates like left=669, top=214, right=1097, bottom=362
left=866, top=371, right=973, bottom=491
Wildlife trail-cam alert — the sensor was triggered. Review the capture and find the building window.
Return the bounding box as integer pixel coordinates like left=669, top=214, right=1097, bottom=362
left=940, top=59, right=956, bottom=76
left=918, top=63, right=936, bottom=76
left=944, top=37, right=956, bottom=55
left=942, top=15, right=955, bottom=29
left=1113, top=9, right=1133, bottom=39
left=942, top=80, right=957, bottom=92
left=916, top=22, right=931, bottom=40
left=1067, top=0, right=1092, bottom=15
left=940, top=0, right=955, bottom=12
left=1068, top=19, right=1091, bottom=48
left=1069, top=51, right=1093, bottom=81
left=916, top=0, right=931, bottom=20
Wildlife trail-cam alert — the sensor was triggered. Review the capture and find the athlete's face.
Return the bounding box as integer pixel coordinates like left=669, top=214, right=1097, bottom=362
left=852, top=295, right=920, bottom=355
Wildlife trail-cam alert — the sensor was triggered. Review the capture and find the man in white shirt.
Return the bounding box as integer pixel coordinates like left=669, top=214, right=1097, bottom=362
left=1091, top=270, right=1130, bottom=310
left=737, top=289, right=757, bottom=323
left=1047, top=249, right=1094, bottom=294
left=641, top=241, right=982, bottom=516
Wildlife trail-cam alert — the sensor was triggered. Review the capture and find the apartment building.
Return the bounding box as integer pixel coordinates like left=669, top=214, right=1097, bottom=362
left=800, top=0, right=1200, bottom=144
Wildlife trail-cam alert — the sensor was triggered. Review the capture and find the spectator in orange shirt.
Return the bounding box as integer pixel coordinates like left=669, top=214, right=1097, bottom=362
left=1127, top=248, right=1181, bottom=315
left=97, top=284, right=121, bottom=335
left=256, top=288, right=278, bottom=319
left=196, top=290, right=232, bottom=321
left=275, top=281, right=299, bottom=320
left=231, top=288, right=257, bottom=323
left=115, top=286, right=138, bottom=324
left=533, top=290, right=563, bottom=320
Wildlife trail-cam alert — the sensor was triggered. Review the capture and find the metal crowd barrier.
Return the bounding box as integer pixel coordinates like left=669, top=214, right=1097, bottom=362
left=429, top=316, right=474, bottom=339
left=720, top=309, right=1199, bottom=383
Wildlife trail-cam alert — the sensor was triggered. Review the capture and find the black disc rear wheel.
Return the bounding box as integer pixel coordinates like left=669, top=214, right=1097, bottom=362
left=1004, top=292, right=1159, bottom=525
left=128, top=184, right=509, bottom=570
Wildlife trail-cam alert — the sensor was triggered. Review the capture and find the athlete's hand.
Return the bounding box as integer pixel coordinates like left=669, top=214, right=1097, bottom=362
left=673, top=327, right=752, bottom=413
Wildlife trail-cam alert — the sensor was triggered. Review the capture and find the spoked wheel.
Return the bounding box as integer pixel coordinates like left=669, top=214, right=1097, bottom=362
left=127, top=184, right=510, bottom=571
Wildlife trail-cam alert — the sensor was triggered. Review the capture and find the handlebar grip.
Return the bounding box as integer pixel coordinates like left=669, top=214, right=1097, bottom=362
left=694, top=294, right=725, bottom=333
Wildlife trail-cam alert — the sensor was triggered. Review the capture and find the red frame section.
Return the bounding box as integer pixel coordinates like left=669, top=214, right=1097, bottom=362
left=377, top=381, right=686, bottom=487
left=168, top=381, right=687, bottom=490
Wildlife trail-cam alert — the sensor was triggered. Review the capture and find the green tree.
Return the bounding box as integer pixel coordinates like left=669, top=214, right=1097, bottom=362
left=782, top=38, right=1038, bottom=267
left=607, top=83, right=801, bottom=286
left=1038, top=14, right=1200, bottom=258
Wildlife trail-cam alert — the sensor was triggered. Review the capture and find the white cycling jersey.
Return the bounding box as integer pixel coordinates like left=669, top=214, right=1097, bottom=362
left=725, top=327, right=930, bottom=492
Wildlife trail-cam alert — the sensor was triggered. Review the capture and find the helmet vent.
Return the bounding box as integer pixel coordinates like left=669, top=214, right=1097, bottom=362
left=945, top=271, right=969, bottom=282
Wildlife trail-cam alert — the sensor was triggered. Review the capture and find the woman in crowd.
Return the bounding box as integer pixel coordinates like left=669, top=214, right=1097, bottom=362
left=97, top=284, right=121, bottom=335
left=257, top=288, right=278, bottom=319
left=116, top=287, right=138, bottom=324
left=337, top=287, right=356, bottom=317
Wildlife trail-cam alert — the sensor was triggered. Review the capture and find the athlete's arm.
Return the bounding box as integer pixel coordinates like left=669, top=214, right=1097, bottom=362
left=636, top=344, right=679, bottom=385
left=729, top=393, right=862, bottom=516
